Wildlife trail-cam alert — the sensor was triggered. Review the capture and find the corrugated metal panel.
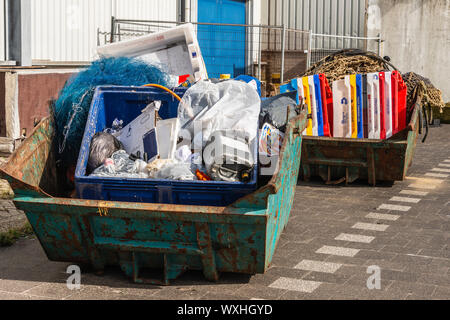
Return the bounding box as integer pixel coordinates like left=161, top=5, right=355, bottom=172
left=31, top=0, right=177, bottom=62
left=261, top=0, right=366, bottom=51
left=262, top=0, right=366, bottom=36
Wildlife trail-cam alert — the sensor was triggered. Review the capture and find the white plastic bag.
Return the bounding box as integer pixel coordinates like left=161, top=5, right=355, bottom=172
left=152, top=162, right=196, bottom=181
left=177, top=80, right=261, bottom=148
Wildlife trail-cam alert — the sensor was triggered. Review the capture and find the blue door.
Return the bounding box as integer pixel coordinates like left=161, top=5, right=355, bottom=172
left=197, top=0, right=246, bottom=78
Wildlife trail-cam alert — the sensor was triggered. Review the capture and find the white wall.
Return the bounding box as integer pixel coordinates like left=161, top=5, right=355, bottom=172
left=367, top=0, right=450, bottom=102
left=31, top=0, right=178, bottom=62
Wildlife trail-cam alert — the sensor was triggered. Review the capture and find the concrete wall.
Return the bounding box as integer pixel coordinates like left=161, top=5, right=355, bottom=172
left=367, top=0, right=450, bottom=102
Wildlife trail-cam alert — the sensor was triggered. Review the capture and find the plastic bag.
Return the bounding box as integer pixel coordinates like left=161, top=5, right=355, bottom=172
left=147, top=159, right=177, bottom=177
left=87, top=132, right=124, bottom=173
left=177, top=80, right=261, bottom=148
left=175, top=145, right=192, bottom=163
left=90, top=150, right=148, bottom=178
left=103, top=118, right=124, bottom=134
left=259, top=91, right=300, bottom=132
left=152, top=162, right=196, bottom=181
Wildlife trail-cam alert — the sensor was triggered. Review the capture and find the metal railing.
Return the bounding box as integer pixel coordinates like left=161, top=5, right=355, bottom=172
left=97, top=18, right=382, bottom=84
left=307, top=32, right=382, bottom=68
left=98, top=18, right=309, bottom=83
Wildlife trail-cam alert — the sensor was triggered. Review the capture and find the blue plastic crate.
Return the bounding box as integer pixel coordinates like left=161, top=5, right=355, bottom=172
left=75, top=86, right=258, bottom=206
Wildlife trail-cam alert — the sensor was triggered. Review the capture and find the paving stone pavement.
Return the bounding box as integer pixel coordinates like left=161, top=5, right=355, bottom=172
left=0, top=156, right=22, bottom=233
left=0, top=125, right=449, bottom=300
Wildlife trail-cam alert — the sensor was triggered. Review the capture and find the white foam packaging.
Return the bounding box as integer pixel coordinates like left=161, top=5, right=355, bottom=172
left=156, top=118, right=180, bottom=160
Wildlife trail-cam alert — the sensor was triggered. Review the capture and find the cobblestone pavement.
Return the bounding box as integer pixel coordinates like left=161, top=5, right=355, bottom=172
left=0, top=125, right=448, bottom=300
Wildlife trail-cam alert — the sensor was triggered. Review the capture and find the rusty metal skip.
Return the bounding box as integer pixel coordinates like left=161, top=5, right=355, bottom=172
left=300, top=102, right=421, bottom=186
left=0, top=109, right=308, bottom=285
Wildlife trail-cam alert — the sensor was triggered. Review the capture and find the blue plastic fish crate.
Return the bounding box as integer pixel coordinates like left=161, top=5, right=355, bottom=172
left=75, top=86, right=258, bottom=206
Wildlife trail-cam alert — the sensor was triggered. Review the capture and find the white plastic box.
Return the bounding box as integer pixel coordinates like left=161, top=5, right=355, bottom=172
left=308, top=76, right=319, bottom=136
left=97, top=23, right=208, bottom=82
left=367, top=73, right=381, bottom=139
left=383, top=71, right=393, bottom=139
left=332, top=77, right=352, bottom=138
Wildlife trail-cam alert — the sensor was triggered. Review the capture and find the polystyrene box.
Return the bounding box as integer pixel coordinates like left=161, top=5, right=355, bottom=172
left=97, top=23, right=208, bottom=82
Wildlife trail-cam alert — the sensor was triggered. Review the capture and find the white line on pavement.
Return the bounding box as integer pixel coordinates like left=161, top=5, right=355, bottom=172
left=269, top=277, right=322, bottom=293
left=389, top=196, right=421, bottom=203
left=294, top=260, right=342, bottom=273
left=408, top=183, right=437, bottom=190
left=366, top=212, right=400, bottom=221
left=406, top=177, right=443, bottom=184
left=316, top=245, right=360, bottom=257
left=377, top=203, right=411, bottom=212
left=335, top=233, right=375, bottom=243
left=400, top=190, right=429, bottom=196
left=352, top=222, right=390, bottom=231
left=432, top=168, right=450, bottom=173
left=425, top=173, right=449, bottom=178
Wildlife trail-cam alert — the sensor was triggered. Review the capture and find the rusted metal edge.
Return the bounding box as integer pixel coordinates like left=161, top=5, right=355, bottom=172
left=0, top=116, right=54, bottom=198
left=407, top=103, right=420, bottom=133
left=230, top=108, right=308, bottom=208
left=0, top=172, right=51, bottom=198
left=13, top=196, right=268, bottom=223
left=260, top=108, right=308, bottom=191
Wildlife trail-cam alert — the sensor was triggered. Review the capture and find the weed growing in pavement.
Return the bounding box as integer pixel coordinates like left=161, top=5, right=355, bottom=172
left=0, top=223, right=34, bottom=247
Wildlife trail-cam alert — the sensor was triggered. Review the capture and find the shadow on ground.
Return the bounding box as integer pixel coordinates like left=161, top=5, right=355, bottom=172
left=0, top=237, right=252, bottom=291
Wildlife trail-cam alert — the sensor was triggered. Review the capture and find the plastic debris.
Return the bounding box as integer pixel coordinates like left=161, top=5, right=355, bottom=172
left=175, top=145, right=192, bottom=163
left=259, top=123, right=284, bottom=157
left=146, top=159, right=176, bottom=177
left=91, top=150, right=148, bottom=178
left=259, top=91, right=300, bottom=132
left=196, top=169, right=211, bottom=181
left=156, top=118, right=180, bottom=159
left=97, top=23, right=208, bottom=83
left=104, top=118, right=124, bottom=134
left=177, top=80, right=261, bottom=148
left=203, top=129, right=255, bottom=182
left=152, top=162, right=196, bottom=181
left=87, top=132, right=124, bottom=173
left=115, top=101, right=159, bottom=157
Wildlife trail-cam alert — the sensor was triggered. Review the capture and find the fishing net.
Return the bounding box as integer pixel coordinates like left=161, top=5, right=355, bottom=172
left=54, top=57, right=171, bottom=166
left=301, top=49, right=395, bottom=82
left=302, top=49, right=445, bottom=115
left=403, top=72, right=445, bottom=115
